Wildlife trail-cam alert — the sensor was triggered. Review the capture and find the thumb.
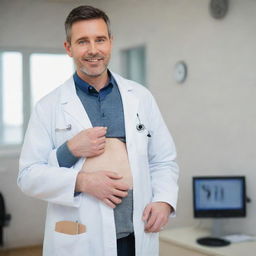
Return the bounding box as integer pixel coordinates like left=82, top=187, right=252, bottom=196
left=142, top=204, right=152, bottom=222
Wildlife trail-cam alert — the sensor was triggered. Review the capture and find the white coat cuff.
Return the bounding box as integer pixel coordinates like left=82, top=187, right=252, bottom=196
left=152, top=197, right=177, bottom=217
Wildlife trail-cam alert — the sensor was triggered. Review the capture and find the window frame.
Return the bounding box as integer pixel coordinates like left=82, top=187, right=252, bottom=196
left=121, top=45, right=147, bottom=86
left=0, top=47, right=71, bottom=154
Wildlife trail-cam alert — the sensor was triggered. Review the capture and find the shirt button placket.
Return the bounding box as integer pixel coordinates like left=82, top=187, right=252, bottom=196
left=99, top=93, right=105, bottom=127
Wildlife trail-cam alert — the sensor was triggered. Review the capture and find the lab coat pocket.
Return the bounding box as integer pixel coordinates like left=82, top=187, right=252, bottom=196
left=54, top=123, right=79, bottom=148
left=53, top=231, right=89, bottom=256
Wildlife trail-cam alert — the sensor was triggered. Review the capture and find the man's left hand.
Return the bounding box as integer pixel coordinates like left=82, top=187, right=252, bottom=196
left=142, top=202, right=173, bottom=233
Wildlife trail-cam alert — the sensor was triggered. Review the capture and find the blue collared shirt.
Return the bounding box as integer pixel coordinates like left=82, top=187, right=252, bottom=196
left=73, top=71, right=126, bottom=140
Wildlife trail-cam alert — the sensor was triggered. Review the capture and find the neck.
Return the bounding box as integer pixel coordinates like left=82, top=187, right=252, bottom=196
left=76, top=70, right=109, bottom=91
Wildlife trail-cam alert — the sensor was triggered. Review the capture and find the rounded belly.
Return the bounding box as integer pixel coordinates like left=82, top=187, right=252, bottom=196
left=82, top=138, right=133, bottom=188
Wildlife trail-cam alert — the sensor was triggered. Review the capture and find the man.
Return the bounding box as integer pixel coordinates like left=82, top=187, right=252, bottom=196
left=18, top=5, right=179, bottom=256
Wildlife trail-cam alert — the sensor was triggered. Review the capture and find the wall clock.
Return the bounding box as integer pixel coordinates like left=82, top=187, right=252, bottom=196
left=210, top=0, right=229, bottom=19
left=174, top=61, right=187, bottom=84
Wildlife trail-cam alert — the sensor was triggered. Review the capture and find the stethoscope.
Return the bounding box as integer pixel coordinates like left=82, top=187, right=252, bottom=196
left=136, top=113, right=151, bottom=137
left=55, top=113, right=151, bottom=138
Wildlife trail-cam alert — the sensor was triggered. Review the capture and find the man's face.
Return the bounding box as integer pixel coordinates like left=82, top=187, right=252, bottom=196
left=64, top=18, right=112, bottom=80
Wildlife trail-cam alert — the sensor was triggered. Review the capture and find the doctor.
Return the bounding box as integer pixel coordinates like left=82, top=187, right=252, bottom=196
left=18, top=5, right=179, bottom=256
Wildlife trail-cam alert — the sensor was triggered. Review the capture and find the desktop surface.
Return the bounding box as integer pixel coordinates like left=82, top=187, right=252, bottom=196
left=159, top=227, right=256, bottom=256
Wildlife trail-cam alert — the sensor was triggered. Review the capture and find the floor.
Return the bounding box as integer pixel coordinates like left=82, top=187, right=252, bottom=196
left=0, top=246, right=42, bottom=256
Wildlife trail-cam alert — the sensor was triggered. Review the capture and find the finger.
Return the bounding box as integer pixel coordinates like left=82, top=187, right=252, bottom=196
left=114, top=181, right=129, bottom=191
left=103, top=198, right=116, bottom=208
left=105, top=171, right=123, bottom=180
left=94, top=148, right=105, bottom=156
left=92, top=126, right=107, bottom=131
left=142, top=204, right=152, bottom=222
left=112, top=189, right=128, bottom=198
left=97, top=137, right=106, bottom=145
left=97, top=144, right=105, bottom=152
left=98, top=146, right=105, bottom=153
left=95, top=144, right=105, bottom=154
left=96, top=141, right=106, bottom=150
left=109, top=195, right=122, bottom=205
left=147, top=216, right=163, bottom=233
left=145, top=214, right=157, bottom=231
left=94, top=127, right=107, bottom=137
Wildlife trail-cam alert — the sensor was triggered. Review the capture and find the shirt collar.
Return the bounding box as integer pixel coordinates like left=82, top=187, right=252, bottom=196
left=73, top=70, right=114, bottom=96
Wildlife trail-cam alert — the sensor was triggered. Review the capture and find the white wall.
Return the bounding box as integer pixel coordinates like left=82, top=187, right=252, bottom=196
left=108, top=0, right=256, bottom=235
left=0, top=0, right=256, bottom=248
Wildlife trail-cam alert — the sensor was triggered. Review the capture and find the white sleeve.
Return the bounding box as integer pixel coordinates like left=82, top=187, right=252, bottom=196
left=17, top=103, right=81, bottom=207
left=147, top=95, right=179, bottom=214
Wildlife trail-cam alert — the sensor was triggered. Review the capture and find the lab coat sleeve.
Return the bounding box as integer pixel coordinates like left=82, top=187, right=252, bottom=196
left=18, top=103, right=81, bottom=207
left=147, top=94, right=179, bottom=213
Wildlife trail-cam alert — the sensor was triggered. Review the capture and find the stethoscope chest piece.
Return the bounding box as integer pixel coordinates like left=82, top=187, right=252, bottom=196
left=136, top=123, right=145, bottom=132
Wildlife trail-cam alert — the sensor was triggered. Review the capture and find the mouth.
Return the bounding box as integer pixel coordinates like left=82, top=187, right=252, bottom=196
left=84, top=57, right=104, bottom=63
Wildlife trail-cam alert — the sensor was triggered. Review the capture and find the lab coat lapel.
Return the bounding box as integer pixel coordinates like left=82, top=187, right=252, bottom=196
left=113, top=73, right=139, bottom=145
left=60, top=77, right=92, bottom=129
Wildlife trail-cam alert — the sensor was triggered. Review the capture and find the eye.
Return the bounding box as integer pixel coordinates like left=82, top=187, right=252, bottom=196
left=96, top=38, right=106, bottom=43
left=78, top=40, right=88, bottom=45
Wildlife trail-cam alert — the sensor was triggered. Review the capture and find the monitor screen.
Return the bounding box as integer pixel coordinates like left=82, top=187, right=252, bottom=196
left=193, top=176, right=246, bottom=218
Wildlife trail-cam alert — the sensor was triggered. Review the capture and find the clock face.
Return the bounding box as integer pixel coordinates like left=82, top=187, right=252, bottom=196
left=210, top=0, right=228, bottom=19
left=174, top=61, right=187, bottom=83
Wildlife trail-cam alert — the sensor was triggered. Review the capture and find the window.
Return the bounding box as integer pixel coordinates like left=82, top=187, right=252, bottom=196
left=121, top=46, right=146, bottom=86
left=0, top=50, right=74, bottom=147
left=30, top=54, right=73, bottom=107
left=0, top=52, right=23, bottom=145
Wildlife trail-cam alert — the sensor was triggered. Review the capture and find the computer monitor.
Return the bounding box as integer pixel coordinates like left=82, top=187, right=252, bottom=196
left=193, top=176, right=246, bottom=246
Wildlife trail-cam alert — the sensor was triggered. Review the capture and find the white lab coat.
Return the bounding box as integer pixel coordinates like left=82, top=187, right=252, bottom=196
left=18, top=72, right=179, bottom=256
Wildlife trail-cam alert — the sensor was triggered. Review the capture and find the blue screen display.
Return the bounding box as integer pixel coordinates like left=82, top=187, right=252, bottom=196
left=194, top=178, right=243, bottom=210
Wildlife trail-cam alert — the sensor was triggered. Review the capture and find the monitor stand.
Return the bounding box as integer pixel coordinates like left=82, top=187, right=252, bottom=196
left=196, top=219, right=231, bottom=247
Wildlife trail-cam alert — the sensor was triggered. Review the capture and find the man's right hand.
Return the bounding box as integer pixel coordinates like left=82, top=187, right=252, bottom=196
left=67, top=127, right=107, bottom=158
left=75, top=171, right=129, bottom=208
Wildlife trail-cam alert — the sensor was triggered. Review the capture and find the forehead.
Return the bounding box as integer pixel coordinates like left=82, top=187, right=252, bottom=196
left=70, top=18, right=109, bottom=40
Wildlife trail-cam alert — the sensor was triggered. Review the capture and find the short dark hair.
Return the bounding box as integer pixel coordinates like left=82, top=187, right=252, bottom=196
left=65, top=5, right=111, bottom=43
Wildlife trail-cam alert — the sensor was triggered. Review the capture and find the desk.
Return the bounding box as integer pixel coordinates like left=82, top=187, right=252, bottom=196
left=159, top=227, right=256, bottom=256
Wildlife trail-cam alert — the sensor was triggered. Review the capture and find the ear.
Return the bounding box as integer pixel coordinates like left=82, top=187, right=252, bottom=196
left=64, top=41, right=72, bottom=57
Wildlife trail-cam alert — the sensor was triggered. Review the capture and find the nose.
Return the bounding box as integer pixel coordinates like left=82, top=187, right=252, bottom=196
left=87, top=42, right=98, bottom=55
